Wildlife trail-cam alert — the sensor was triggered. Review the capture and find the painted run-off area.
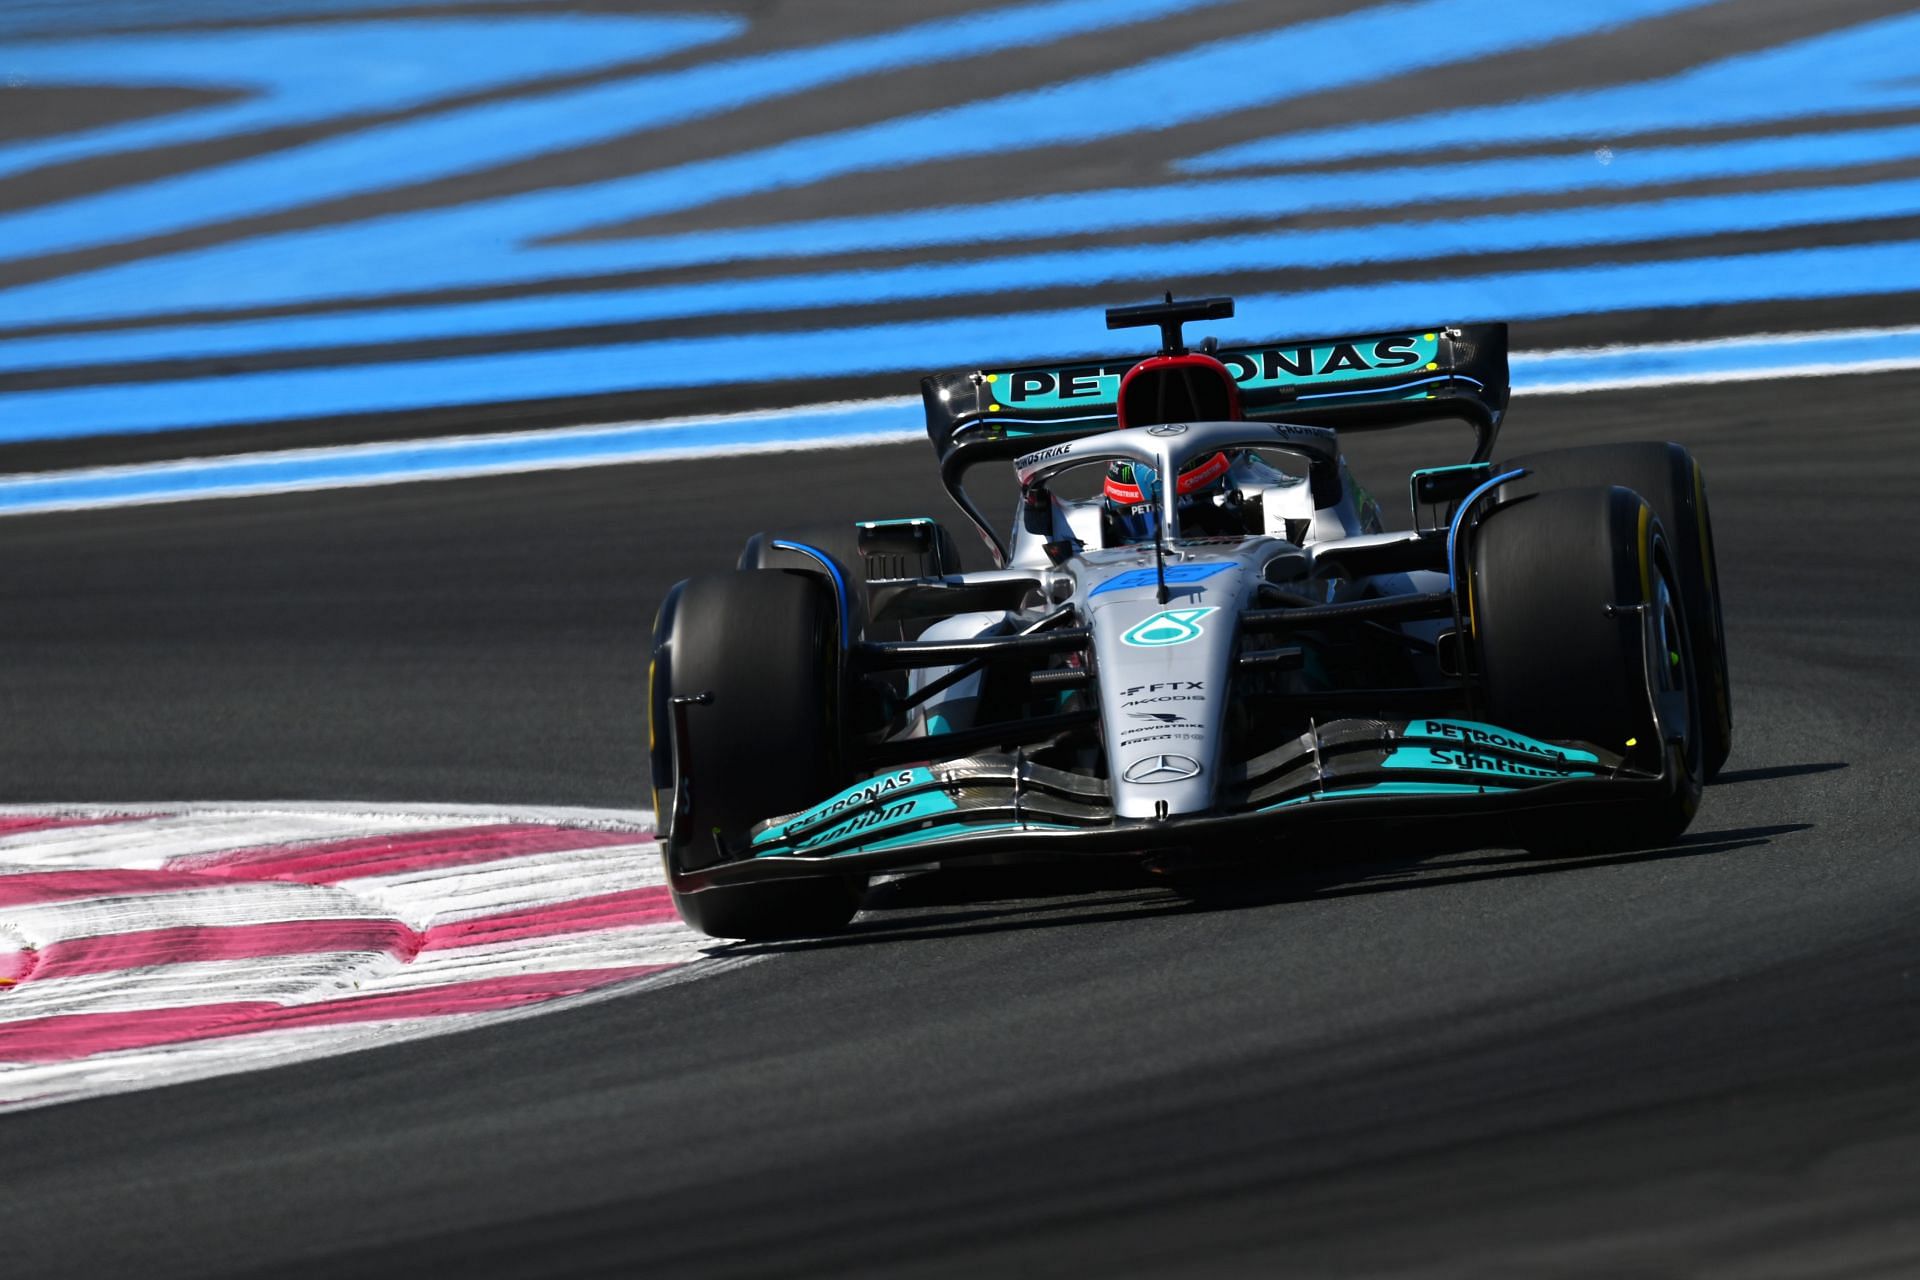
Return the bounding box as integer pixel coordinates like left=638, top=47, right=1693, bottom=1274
left=3, top=0, right=1918, bottom=442
left=0, top=806, right=717, bottom=1111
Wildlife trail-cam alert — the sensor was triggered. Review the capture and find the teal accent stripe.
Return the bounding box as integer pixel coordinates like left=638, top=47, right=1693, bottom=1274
left=1384, top=746, right=1596, bottom=781
left=751, top=766, right=943, bottom=849
left=1262, top=780, right=1517, bottom=811
left=755, top=818, right=1078, bottom=860
left=1401, top=718, right=1601, bottom=765
left=831, top=819, right=1078, bottom=856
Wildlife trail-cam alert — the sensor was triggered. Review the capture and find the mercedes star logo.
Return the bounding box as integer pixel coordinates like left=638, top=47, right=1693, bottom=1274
left=1145, top=423, right=1189, bottom=436
left=1123, top=753, right=1204, bottom=784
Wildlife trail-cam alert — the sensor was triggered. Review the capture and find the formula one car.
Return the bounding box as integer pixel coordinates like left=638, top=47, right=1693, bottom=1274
left=650, top=296, right=1732, bottom=939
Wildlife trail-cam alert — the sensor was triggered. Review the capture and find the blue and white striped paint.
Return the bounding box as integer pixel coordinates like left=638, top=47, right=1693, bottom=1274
left=1188, top=10, right=1920, bottom=171
left=10, top=174, right=1920, bottom=376
left=2, top=2, right=1915, bottom=445
left=0, top=14, right=741, bottom=180
left=1, top=327, right=1911, bottom=519
left=10, top=240, right=1920, bottom=444
left=0, top=0, right=1229, bottom=260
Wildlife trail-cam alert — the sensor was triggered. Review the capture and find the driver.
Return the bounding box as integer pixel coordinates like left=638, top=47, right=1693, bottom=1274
left=1102, top=450, right=1258, bottom=543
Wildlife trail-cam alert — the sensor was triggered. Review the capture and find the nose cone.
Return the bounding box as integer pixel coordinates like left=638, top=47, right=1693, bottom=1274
left=1089, top=563, right=1242, bottom=820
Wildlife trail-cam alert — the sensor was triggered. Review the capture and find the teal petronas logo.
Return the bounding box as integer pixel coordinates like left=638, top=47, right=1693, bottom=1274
left=1120, top=607, right=1218, bottom=648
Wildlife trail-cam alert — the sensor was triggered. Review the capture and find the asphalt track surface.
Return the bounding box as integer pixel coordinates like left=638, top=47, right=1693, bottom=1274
left=8, top=2, right=1920, bottom=1277
left=1, top=368, right=1916, bottom=1277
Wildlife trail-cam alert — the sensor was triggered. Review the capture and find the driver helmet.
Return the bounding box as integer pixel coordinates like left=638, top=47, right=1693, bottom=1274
left=1102, top=450, right=1234, bottom=543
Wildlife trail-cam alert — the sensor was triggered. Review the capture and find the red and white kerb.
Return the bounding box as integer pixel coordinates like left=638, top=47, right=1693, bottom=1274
left=0, top=805, right=720, bottom=1111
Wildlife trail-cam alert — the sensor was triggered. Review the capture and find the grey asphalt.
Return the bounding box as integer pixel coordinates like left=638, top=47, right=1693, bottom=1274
left=2, top=369, right=1918, bottom=1277
left=6, top=0, right=1920, bottom=1273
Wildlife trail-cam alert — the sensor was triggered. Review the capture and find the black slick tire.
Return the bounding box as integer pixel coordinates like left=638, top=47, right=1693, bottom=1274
left=1470, top=485, right=1703, bottom=853
left=738, top=518, right=972, bottom=727
left=649, top=569, right=865, bottom=940
left=1497, top=441, right=1731, bottom=777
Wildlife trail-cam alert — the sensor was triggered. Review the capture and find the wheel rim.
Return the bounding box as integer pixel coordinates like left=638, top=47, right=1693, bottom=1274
left=1649, top=554, right=1703, bottom=793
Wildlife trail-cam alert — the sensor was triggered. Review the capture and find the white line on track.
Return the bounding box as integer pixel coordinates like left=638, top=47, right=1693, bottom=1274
left=0, top=325, right=1914, bottom=518
left=1523, top=355, right=1920, bottom=394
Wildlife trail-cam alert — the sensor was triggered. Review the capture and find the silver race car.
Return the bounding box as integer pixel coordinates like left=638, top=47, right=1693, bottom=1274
left=650, top=296, right=1732, bottom=939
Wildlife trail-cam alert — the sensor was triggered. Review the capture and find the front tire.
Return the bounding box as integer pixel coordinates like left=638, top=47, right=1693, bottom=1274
left=738, top=518, right=968, bottom=591
left=1497, top=441, right=1731, bottom=777
left=1470, top=485, right=1703, bottom=853
left=649, top=570, right=865, bottom=939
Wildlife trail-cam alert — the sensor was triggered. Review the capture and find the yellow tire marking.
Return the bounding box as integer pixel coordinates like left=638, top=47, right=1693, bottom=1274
left=1465, top=544, right=1478, bottom=638
left=646, top=655, right=657, bottom=755
left=1692, top=460, right=1715, bottom=596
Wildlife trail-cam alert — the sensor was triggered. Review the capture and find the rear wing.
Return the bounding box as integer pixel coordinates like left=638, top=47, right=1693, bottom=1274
left=923, top=322, right=1508, bottom=459
left=920, top=321, right=1509, bottom=563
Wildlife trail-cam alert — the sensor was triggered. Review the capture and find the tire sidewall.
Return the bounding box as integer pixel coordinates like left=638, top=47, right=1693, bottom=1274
left=1497, top=441, right=1731, bottom=776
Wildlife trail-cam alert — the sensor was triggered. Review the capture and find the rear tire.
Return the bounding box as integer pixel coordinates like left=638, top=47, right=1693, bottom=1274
left=649, top=570, right=865, bottom=940
left=1470, top=485, right=1703, bottom=853
left=1497, top=441, right=1731, bottom=777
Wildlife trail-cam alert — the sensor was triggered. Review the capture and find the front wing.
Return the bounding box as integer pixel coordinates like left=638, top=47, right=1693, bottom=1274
left=669, top=717, right=1671, bottom=894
